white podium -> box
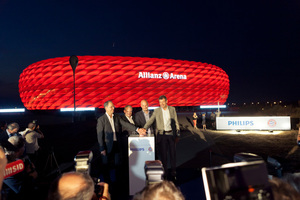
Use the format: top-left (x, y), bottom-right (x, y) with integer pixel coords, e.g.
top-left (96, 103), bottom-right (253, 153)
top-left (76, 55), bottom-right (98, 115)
top-left (128, 135), bottom-right (155, 195)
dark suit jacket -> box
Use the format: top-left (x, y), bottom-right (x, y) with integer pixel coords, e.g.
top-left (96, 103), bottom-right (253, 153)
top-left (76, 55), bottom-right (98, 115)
top-left (96, 113), bottom-right (137, 153)
top-left (120, 115), bottom-right (137, 136)
top-left (0, 130), bottom-right (9, 145)
top-left (0, 130), bottom-right (21, 151)
top-left (134, 110), bottom-right (155, 134)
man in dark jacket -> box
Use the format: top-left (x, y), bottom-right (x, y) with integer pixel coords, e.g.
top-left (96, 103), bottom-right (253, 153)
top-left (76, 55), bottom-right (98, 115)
top-left (134, 100), bottom-right (155, 136)
top-left (96, 100), bottom-right (145, 183)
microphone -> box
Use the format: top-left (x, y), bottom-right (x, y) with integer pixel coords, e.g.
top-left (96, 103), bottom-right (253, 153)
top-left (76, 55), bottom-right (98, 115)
top-left (4, 159), bottom-right (25, 179)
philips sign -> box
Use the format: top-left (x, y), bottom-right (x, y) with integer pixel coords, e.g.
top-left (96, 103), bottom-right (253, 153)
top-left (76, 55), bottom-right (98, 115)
top-left (130, 148), bottom-right (145, 151)
top-left (138, 72), bottom-right (187, 80)
top-left (228, 121), bottom-right (254, 126)
top-left (217, 116), bottom-right (291, 130)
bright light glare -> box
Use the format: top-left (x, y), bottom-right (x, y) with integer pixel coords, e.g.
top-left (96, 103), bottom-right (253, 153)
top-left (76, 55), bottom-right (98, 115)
top-left (200, 105), bottom-right (226, 109)
top-left (212, 130), bottom-right (283, 135)
top-left (148, 107), bottom-right (159, 110)
top-left (60, 107), bottom-right (95, 112)
top-left (0, 108), bottom-right (25, 113)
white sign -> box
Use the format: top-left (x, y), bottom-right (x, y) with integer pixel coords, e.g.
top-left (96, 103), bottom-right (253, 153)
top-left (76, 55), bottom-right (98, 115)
top-left (128, 135), bottom-right (155, 195)
top-left (138, 72), bottom-right (187, 80)
top-left (216, 116), bottom-right (291, 130)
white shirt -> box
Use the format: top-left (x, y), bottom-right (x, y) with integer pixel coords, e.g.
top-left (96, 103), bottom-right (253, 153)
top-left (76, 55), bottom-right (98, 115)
top-left (19, 128), bottom-right (30, 136)
top-left (106, 112), bottom-right (117, 141)
top-left (162, 107), bottom-right (172, 131)
top-left (143, 111), bottom-right (152, 134)
top-left (6, 129), bottom-right (14, 137)
top-left (126, 116), bottom-right (135, 125)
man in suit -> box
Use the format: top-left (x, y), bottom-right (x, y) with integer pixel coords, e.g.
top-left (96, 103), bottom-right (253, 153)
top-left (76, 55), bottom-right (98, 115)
top-left (96, 101), bottom-right (145, 183)
top-left (0, 122), bottom-right (20, 147)
top-left (134, 99), bottom-right (157, 159)
top-left (120, 105), bottom-right (137, 167)
top-left (121, 105), bottom-right (137, 136)
top-left (119, 105), bottom-right (137, 194)
top-left (144, 95), bottom-right (180, 181)
top-left (134, 99), bottom-right (155, 136)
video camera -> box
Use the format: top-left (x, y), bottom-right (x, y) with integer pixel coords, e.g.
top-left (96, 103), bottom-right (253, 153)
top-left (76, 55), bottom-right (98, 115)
top-left (0, 144), bottom-right (24, 178)
top-left (202, 160), bottom-right (274, 200)
top-left (32, 120), bottom-right (40, 129)
top-left (74, 150), bottom-right (93, 174)
top-left (74, 150), bottom-right (103, 197)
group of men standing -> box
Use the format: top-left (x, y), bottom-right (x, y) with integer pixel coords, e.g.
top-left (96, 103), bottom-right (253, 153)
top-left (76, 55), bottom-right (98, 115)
top-left (96, 95), bottom-right (180, 184)
top-left (0, 122), bottom-right (44, 164)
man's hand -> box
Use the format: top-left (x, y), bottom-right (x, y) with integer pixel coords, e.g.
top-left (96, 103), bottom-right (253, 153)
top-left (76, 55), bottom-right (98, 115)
top-left (98, 182), bottom-right (110, 200)
top-left (101, 150), bottom-right (106, 156)
top-left (137, 128), bottom-right (146, 136)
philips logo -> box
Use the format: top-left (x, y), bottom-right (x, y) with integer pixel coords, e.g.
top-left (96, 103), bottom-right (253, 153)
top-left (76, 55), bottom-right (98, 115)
top-left (228, 121), bottom-right (254, 126)
top-left (130, 148), bottom-right (145, 151)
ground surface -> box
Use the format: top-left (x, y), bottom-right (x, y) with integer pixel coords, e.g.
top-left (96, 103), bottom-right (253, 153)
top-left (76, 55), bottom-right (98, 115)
top-left (2, 112), bottom-right (299, 199)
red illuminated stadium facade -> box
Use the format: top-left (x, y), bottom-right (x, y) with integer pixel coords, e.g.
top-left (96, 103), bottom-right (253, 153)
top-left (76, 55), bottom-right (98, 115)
top-left (19, 56), bottom-right (230, 110)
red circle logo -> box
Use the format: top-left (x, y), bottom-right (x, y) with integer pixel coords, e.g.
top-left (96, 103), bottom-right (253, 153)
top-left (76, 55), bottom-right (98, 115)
top-left (163, 72), bottom-right (169, 80)
top-left (268, 119), bottom-right (277, 127)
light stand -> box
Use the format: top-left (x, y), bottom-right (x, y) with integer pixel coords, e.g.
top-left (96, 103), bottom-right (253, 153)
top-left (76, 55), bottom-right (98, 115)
top-left (43, 146), bottom-right (61, 177)
top-left (69, 55), bottom-right (78, 123)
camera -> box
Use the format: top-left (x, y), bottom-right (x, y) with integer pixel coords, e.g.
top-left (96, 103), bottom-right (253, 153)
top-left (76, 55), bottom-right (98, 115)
top-left (93, 178), bottom-right (104, 198)
top-left (74, 150), bottom-right (104, 197)
top-left (32, 120), bottom-right (40, 130)
top-left (202, 160), bottom-right (274, 200)
top-left (144, 160), bottom-right (164, 185)
top-left (74, 150), bottom-right (93, 174)
top-left (32, 120), bottom-right (38, 125)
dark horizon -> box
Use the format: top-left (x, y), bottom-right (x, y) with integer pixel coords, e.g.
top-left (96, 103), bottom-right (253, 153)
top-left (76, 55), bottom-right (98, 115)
top-left (1, 0), bottom-right (300, 108)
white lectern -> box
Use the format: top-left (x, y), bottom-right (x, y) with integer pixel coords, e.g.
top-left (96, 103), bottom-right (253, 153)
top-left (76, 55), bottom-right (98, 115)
top-left (128, 135), bottom-right (155, 195)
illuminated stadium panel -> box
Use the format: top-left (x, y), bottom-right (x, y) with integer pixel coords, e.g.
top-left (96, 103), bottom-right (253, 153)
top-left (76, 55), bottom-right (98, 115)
top-left (19, 56), bottom-right (230, 110)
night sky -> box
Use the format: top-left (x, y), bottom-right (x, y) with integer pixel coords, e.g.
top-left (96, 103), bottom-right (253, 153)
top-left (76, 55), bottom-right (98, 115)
top-left (1, 0), bottom-right (299, 108)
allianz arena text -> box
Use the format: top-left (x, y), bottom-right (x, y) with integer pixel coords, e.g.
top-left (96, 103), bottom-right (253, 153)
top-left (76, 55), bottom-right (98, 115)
top-left (19, 56), bottom-right (230, 110)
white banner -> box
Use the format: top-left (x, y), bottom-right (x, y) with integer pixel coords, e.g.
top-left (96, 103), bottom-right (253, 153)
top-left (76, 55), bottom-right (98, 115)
top-left (216, 116), bottom-right (291, 130)
top-left (128, 135), bottom-right (155, 195)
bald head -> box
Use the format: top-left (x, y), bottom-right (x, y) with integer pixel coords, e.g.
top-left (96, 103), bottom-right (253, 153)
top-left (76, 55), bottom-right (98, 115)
top-left (49, 172), bottom-right (94, 200)
top-left (28, 122), bottom-right (36, 130)
top-left (141, 99), bottom-right (149, 113)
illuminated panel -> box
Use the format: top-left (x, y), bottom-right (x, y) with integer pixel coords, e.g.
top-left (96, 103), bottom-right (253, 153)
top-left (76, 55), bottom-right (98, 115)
top-left (19, 56), bottom-right (230, 110)
top-left (0, 108), bottom-right (25, 113)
